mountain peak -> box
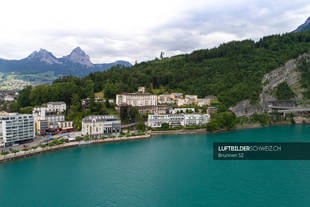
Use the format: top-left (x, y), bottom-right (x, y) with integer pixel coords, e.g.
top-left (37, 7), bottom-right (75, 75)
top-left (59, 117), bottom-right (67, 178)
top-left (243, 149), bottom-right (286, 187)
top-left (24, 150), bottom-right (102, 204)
top-left (26, 49), bottom-right (61, 64)
top-left (292, 16), bottom-right (310, 33)
top-left (63, 47), bottom-right (94, 68)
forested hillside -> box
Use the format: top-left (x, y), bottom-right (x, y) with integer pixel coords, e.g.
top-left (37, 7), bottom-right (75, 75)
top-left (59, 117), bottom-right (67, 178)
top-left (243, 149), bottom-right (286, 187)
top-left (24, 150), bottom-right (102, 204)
top-left (16, 31), bottom-right (310, 110)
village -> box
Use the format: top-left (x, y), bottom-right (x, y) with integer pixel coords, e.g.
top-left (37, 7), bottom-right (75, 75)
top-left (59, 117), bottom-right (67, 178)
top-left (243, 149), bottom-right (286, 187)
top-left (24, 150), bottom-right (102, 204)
top-left (0, 86), bottom-right (218, 151)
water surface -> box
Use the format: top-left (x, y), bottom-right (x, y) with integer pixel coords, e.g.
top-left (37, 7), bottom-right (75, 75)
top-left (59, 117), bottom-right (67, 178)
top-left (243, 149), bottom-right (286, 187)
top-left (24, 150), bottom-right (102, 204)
top-left (0, 125), bottom-right (309, 207)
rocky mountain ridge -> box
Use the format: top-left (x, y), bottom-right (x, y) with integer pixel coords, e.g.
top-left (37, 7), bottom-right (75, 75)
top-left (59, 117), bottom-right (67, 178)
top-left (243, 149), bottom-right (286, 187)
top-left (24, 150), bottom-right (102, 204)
top-left (0, 47), bottom-right (132, 76)
top-left (230, 54), bottom-right (308, 116)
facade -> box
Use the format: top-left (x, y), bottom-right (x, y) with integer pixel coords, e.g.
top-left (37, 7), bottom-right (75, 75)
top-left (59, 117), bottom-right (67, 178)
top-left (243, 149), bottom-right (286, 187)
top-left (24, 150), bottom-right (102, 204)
top-left (184, 114), bottom-right (210, 126)
top-left (185, 95), bottom-right (198, 105)
top-left (116, 93), bottom-right (157, 106)
top-left (197, 98), bottom-right (210, 107)
top-left (158, 94), bottom-right (173, 104)
top-left (170, 93), bottom-right (183, 100)
top-left (33, 107), bottom-right (47, 121)
top-left (0, 113), bottom-right (35, 147)
top-left (47, 102), bottom-right (66, 113)
top-left (176, 98), bottom-right (186, 106)
top-left (147, 113), bottom-right (210, 128)
top-left (35, 120), bottom-right (48, 135)
top-left (82, 115), bottom-right (121, 138)
top-left (169, 108), bottom-right (195, 114)
top-left (47, 115), bottom-right (65, 128)
top-left (57, 121), bottom-right (73, 129)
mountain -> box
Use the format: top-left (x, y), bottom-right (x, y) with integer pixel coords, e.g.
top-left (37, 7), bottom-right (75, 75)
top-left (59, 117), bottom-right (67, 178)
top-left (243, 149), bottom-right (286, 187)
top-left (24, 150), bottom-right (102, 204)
top-left (292, 17), bottom-right (310, 32)
top-left (62, 47), bottom-right (94, 68)
top-left (0, 47), bottom-right (132, 77)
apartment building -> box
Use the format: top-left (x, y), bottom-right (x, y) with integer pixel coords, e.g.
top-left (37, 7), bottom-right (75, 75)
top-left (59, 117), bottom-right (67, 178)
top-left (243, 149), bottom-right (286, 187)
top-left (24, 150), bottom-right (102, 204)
top-left (147, 113), bottom-right (210, 128)
top-left (82, 115), bottom-right (121, 138)
top-left (0, 113), bottom-right (35, 147)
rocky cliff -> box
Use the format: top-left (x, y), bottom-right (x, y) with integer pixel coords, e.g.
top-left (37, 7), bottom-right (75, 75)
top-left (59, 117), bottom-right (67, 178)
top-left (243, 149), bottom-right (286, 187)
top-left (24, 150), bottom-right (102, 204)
top-left (229, 54), bottom-right (309, 116)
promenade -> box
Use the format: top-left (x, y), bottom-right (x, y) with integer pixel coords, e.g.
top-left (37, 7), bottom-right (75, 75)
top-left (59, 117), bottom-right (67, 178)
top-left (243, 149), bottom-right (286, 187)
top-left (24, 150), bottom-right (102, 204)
top-left (0, 134), bottom-right (151, 163)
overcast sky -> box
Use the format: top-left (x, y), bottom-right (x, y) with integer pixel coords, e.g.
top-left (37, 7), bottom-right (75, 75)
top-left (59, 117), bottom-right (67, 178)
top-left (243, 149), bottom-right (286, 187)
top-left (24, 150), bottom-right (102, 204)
top-left (0, 0), bottom-right (310, 63)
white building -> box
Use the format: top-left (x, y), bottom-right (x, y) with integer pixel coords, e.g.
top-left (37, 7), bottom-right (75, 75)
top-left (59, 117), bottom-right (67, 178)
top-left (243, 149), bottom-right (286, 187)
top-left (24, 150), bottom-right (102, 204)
top-left (33, 106), bottom-right (65, 132)
top-left (4, 95), bottom-right (14, 102)
top-left (47, 102), bottom-right (66, 113)
top-left (0, 113), bottom-right (35, 147)
top-left (185, 95), bottom-right (198, 105)
top-left (47, 115), bottom-right (65, 128)
top-left (158, 94), bottom-right (173, 104)
top-left (147, 113), bottom-right (210, 128)
top-left (169, 108), bottom-right (195, 114)
top-left (82, 115), bottom-right (121, 138)
top-left (197, 98), bottom-right (210, 107)
top-left (176, 98), bottom-right (187, 106)
top-left (116, 93), bottom-right (157, 106)
top-left (184, 114), bottom-right (210, 126)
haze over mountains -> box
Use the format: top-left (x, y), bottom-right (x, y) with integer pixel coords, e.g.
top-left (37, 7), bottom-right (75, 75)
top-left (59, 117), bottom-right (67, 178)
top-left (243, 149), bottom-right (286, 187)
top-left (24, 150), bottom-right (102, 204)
top-left (0, 47), bottom-right (132, 76)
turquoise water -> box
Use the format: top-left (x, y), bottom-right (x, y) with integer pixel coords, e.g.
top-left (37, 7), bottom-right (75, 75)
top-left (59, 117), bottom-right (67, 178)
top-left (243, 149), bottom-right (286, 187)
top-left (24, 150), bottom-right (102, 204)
top-left (1, 125), bottom-right (310, 207)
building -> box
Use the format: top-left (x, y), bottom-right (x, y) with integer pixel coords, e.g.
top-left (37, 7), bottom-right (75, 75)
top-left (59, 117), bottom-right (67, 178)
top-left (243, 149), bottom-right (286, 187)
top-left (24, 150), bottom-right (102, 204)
top-left (158, 94), bottom-right (173, 104)
top-left (47, 115), bottom-right (65, 128)
top-left (185, 95), bottom-right (198, 105)
top-left (138, 86), bottom-right (146, 93)
top-left (81, 115), bottom-right (121, 138)
top-left (147, 113), bottom-right (210, 128)
top-left (176, 98), bottom-right (186, 106)
top-left (207, 107), bottom-right (217, 114)
top-left (4, 95), bottom-right (14, 102)
top-left (33, 107), bottom-right (47, 121)
top-left (0, 113), bottom-right (35, 147)
top-left (116, 93), bottom-right (157, 106)
top-left (47, 102), bottom-right (66, 113)
top-left (184, 114), bottom-right (210, 126)
top-left (169, 108), bottom-right (195, 114)
top-left (57, 121), bottom-right (73, 129)
top-left (170, 93), bottom-right (183, 100)
top-left (197, 98), bottom-right (210, 107)
top-left (35, 120), bottom-right (48, 135)
top-left (33, 105), bottom-right (65, 133)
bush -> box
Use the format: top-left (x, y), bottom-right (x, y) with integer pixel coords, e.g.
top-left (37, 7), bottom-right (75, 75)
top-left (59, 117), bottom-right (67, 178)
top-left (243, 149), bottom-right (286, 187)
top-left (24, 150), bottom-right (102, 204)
top-left (22, 148), bottom-right (29, 151)
top-left (206, 121), bottom-right (219, 132)
top-left (1, 151), bottom-right (9, 156)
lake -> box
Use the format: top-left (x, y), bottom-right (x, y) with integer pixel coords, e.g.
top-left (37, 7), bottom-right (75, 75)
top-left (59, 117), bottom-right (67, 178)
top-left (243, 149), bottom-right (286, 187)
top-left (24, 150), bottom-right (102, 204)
top-left (0, 125), bottom-right (310, 207)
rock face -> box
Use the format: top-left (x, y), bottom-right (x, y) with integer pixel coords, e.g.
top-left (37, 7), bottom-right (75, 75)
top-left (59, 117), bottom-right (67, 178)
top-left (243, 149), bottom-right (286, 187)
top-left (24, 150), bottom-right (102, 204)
top-left (293, 17), bottom-right (310, 33)
top-left (26, 49), bottom-right (61, 64)
top-left (230, 54), bottom-right (308, 116)
top-left (62, 47), bottom-right (94, 68)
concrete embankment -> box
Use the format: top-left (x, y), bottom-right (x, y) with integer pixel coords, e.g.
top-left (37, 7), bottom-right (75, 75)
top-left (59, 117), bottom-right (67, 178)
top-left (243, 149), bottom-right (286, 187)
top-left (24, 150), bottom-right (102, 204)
top-left (151, 129), bottom-right (207, 135)
top-left (0, 134), bottom-right (151, 163)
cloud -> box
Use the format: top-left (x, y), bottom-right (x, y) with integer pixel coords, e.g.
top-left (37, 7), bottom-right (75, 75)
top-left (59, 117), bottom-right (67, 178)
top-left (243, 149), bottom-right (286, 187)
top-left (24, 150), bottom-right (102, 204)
top-left (0, 0), bottom-right (310, 63)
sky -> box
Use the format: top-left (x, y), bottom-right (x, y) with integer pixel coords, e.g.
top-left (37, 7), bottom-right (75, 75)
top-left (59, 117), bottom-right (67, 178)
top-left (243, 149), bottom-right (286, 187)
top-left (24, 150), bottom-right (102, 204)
top-left (0, 0), bottom-right (310, 64)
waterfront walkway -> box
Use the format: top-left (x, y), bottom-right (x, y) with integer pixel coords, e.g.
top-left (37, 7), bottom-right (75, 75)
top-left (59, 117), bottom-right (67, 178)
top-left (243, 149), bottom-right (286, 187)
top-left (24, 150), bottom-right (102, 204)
top-left (0, 134), bottom-right (151, 163)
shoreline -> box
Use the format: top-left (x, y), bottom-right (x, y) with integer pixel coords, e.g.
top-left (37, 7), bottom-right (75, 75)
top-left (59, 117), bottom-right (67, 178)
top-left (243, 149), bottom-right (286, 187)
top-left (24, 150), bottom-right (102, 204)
top-left (0, 121), bottom-right (301, 164)
top-left (0, 134), bottom-right (151, 163)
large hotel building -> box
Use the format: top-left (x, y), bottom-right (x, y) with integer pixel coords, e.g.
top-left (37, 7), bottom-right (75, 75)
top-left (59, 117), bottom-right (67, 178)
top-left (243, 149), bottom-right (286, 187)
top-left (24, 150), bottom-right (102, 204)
top-left (116, 93), bottom-right (158, 106)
